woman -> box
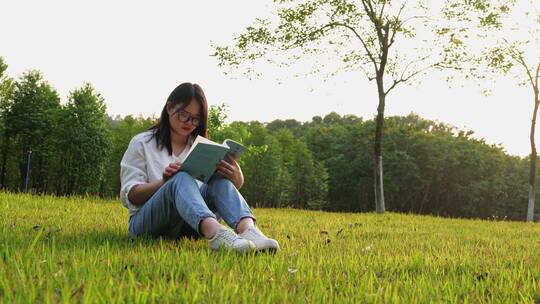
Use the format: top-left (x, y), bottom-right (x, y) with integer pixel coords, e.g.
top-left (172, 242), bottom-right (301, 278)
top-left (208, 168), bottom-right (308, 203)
top-left (120, 82), bottom-right (279, 253)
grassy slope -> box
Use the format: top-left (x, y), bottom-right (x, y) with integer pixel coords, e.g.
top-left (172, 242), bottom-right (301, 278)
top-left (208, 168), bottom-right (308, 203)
top-left (0, 192), bottom-right (539, 303)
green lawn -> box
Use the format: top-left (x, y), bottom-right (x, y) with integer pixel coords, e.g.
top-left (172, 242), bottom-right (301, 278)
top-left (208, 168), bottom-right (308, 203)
top-left (1, 192), bottom-right (539, 303)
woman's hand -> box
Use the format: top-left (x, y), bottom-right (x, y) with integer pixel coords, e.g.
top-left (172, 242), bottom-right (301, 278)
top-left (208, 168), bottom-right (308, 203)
top-left (217, 155), bottom-right (244, 189)
top-left (163, 162), bottom-right (181, 182)
top-left (130, 162), bottom-right (181, 206)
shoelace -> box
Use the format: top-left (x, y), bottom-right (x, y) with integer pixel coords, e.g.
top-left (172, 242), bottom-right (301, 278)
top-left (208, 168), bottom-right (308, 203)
top-left (243, 228), bottom-right (263, 239)
top-left (218, 229), bottom-right (238, 243)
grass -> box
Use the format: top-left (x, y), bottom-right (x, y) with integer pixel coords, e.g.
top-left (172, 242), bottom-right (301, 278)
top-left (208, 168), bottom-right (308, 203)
top-left (1, 192), bottom-right (539, 303)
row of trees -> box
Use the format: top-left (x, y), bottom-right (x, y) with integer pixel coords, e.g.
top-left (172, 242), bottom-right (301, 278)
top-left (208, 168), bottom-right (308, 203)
top-left (0, 66), bottom-right (110, 195)
top-left (253, 113), bottom-right (533, 220)
top-left (0, 57), bottom-right (536, 220)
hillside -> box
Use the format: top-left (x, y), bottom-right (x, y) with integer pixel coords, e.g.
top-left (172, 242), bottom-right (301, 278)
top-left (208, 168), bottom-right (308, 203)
top-left (1, 192), bottom-right (539, 303)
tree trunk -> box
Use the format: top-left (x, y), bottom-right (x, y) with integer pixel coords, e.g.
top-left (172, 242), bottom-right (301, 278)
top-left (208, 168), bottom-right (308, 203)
top-left (527, 93), bottom-right (539, 222)
top-left (19, 145), bottom-right (28, 191)
top-left (0, 135), bottom-right (8, 188)
top-left (374, 76), bottom-right (386, 213)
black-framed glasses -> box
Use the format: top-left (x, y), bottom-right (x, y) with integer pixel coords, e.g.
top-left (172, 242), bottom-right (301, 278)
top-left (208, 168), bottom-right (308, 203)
top-left (175, 110), bottom-right (200, 127)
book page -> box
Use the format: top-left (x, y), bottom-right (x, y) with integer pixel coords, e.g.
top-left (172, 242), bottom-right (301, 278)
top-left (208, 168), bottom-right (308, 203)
top-left (181, 138), bottom-right (230, 183)
top-left (185, 135), bottom-right (228, 158)
top-left (223, 139), bottom-right (245, 157)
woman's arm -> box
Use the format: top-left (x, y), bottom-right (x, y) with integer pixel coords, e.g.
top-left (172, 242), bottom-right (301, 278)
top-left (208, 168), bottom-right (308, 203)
top-left (127, 180), bottom-right (164, 206)
top-left (127, 162), bottom-right (181, 206)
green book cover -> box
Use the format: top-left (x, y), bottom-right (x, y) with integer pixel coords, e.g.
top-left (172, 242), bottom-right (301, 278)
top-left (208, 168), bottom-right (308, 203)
top-left (180, 136), bottom-right (245, 183)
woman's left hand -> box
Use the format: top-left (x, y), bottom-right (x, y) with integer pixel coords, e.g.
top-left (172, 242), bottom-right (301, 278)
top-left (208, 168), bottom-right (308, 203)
top-left (217, 154), bottom-right (244, 190)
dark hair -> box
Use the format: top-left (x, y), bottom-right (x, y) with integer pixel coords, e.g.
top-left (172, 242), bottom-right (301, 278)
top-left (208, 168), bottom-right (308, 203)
top-left (150, 82), bottom-right (208, 155)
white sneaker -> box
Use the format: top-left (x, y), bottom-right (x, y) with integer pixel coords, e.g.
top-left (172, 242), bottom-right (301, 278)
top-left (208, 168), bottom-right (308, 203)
top-left (209, 226), bottom-right (256, 253)
top-left (239, 227), bottom-right (280, 252)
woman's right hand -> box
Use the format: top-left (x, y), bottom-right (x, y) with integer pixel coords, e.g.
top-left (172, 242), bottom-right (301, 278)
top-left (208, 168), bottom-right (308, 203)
top-left (163, 162), bottom-right (181, 182)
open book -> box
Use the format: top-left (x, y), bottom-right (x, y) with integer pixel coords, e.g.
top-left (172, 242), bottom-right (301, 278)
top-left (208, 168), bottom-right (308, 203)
top-left (180, 135), bottom-right (246, 183)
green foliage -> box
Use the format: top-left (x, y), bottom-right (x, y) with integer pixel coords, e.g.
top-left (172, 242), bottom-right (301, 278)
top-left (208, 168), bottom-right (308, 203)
top-left (378, 115), bottom-right (520, 218)
top-left (3, 70), bottom-right (61, 192)
top-left (54, 84), bottom-right (112, 195)
top-left (273, 112), bottom-right (536, 220)
top-left (0, 57), bottom-right (14, 189)
top-left (0, 57), bottom-right (7, 79)
top-left (1, 193), bottom-right (539, 302)
top-left (207, 103), bottom-right (228, 140)
top-left (266, 119), bottom-right (303, 136)
top-left (232, 123), bottom-right (328, 210)
top-left (441, 0), bottom-right (536, 85)
top-left (289, 139), bottom-right (329, 209)
top-left (242, 135), bottom-right (287, 207)
top-left (302, 113), bottom-right (370, 211)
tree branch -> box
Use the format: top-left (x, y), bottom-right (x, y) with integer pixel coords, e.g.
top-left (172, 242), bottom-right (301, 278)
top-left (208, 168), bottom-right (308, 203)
top-left (325, 22), bottom-right (380, 74)
top-left (358, 64), bottom-right (377, 82)
top-left (536, 58), bottom-right (540, 90)
top-left (401, 55), bottom-right (431, 78)
top-left (502, 39), bottom-right (536, 89)
top-left (385, 61), bottom-right (438, 95)
top-left (361, 0), bottom-right (385, 51)
top-left (388, 1), bottom-right (408, 48)
top-left (378, 0), bottom-right (386, 22)
top-left (513, 49), bottom-right (535, 88)
top-left (401, 14), bottom-right (435, 25)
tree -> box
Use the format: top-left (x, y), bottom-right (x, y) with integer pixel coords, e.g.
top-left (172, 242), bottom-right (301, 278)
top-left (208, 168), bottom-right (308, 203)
top-left (241, 122), bottom-right (288, 207)
top-left (486, 2), bottom-right (538, 222)
top-left (0, 57), bottom-right (14, 189)
top-left (445, 0), bottom-right (538, 221)
top-left (56, 84), bottom-right (112, 195)
top-left (212, 0), bottom-right (463, 213)
top-left (300, 113), bottom-right (372, 211)
top-left (208, 103), bottom-right (229, 140)
top-left (289, 137), bottom-right (329, 209)
top-left (5, 70), bottom-right (61, 192)
top-left (267, 119), bottom-right (303, 136)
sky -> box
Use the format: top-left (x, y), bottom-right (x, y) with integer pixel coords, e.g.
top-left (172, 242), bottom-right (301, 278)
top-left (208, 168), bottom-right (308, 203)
top-left (1, 0), bottom-right (537, 157)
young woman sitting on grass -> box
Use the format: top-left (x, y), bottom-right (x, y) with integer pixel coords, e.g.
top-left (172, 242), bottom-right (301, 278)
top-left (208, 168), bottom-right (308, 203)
top-left (120, 82), bottom-right (279, 253)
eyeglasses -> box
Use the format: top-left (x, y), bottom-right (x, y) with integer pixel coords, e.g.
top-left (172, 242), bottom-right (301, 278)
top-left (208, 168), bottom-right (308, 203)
top-left (175, 110), bottom-right (200, 127)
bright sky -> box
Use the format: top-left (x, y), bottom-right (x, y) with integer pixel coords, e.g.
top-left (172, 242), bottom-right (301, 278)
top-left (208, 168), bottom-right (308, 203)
top-left (1, 0), bottom-right (536, 157)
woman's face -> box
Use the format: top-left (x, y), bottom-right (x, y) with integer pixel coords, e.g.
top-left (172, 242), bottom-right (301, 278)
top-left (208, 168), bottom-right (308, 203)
top-left (167, 99), bottom-right (201, 139)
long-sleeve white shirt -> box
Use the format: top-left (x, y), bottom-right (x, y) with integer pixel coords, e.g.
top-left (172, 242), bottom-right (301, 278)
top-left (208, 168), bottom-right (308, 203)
top-left (120, 130), bottom-right (196, 216)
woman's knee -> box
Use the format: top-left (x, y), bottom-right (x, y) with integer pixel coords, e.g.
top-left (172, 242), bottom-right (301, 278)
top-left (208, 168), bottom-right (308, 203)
top-left (171, 171), bottom-right (193, 182)
top-left (208, 176), bottom-right (237, 198)
top-left (210, 175), bottom-right (234, 188)
top-left (169, 172), bottom-right (198, 187)
top-left (165, 172), bottom-right (199, 195)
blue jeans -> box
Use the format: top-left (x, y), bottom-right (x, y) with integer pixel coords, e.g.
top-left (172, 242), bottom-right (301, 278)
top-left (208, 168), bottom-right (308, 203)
top-left (128, 172), bottom-right (255, 240)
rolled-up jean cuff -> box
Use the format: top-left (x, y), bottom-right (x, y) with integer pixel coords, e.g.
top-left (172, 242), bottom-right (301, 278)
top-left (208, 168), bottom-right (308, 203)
top-left (233, 214), bottom-right (257, 231)
top-left (194, 213), bottom-right (218, 235)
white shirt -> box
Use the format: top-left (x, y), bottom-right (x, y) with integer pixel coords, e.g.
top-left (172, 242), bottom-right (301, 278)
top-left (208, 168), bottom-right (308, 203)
top-left (120, 130), bottom-right (197, 216)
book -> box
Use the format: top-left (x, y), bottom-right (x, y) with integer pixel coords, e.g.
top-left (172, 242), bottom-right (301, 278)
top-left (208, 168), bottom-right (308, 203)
top-left (180, 135), bottom-right (246, 183)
